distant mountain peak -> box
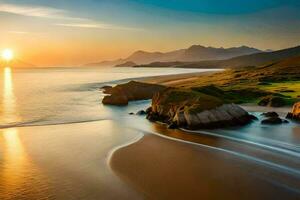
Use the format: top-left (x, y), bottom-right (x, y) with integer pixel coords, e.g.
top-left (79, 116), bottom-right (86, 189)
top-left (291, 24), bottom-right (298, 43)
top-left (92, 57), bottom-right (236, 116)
top-left (84, 44), bottom-right (263, 67)
top-left (187, 45), bottom-right (206, 50)
top-left (133, 50), bottom-right (147, 54)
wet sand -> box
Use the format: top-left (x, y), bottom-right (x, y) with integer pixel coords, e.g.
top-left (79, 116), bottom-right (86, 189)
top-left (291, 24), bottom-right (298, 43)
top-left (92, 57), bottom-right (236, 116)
top-left (109, 69), bottom-right (300, 199)
top-left (110, 132), bottom-right (300, 200)
top-left (0, 120), bottom-right (143, 200)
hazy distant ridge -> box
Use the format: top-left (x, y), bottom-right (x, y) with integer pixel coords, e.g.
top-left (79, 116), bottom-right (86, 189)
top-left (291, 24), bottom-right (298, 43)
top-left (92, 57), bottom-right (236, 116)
top-left (84, 45), bottom-right (262, 67)
top-left (177, 45), bottom-right (300, 68)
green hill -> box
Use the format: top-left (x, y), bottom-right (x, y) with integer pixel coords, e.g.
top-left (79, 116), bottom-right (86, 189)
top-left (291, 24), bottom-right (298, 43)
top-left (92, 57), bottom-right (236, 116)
top-left (177, 56), bottom-right (300, 106)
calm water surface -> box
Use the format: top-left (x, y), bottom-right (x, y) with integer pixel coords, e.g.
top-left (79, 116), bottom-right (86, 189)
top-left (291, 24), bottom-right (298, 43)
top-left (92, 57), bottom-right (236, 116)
top-left (0, 66), bottom-right (218, 199)
top-left (0, 66), bottom-right (299, 199)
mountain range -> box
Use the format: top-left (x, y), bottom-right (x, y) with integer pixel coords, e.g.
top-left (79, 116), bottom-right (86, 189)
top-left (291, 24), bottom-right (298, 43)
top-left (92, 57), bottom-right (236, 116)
top-left (84, 45), bottom-right (263, 67)
top-left (163, 45), bottom-right (300, 69)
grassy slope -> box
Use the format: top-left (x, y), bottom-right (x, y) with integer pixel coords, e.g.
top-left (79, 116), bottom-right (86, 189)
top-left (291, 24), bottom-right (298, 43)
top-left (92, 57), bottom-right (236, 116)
top-left (176, 56), bottom-right (300, 106)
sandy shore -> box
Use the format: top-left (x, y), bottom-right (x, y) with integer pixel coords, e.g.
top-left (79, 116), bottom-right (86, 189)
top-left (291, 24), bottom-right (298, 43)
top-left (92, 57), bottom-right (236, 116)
top-left (110, 133), bottom-right (300, 200)
top-left (109, 69), bottom-right (300, 199)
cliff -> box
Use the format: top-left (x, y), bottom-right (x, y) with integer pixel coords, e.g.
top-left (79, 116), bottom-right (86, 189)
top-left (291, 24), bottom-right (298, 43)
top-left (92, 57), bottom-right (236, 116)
top-left (286, 102), bottom-right (300, 121)
top-left (102, 81), bottom-right (166, 106)
top-left (146, 88), bottom-right (256, 129)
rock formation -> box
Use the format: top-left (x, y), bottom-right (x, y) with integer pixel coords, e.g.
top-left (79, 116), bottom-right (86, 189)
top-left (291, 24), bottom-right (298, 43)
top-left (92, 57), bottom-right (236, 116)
top-left (136, 110), bottom-right (147, 115)
top-left (261, 112), bottom-right (288, 125)
top-left (102, 81), bottom-right (166, 106)
top-left (261, 112), bottom-right (279, 118)
top-left (286, 102), bottom-right (300, 121)
top-left (146, 88), bottom-right (257, 129)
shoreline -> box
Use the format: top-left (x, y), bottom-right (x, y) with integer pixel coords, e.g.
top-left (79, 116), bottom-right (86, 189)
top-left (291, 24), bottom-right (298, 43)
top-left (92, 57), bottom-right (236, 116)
top-left (108, 70), bottom-right (300, 199)
top-left (110, 132), bottom-right (300, 199)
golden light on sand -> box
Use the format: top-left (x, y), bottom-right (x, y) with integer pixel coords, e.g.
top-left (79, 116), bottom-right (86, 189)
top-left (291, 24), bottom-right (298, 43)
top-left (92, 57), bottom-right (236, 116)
top-left (1, 49), bottom-right (14, 61)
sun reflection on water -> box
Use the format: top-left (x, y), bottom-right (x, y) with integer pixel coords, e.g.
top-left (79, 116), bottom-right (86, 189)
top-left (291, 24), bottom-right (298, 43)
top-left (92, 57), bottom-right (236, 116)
top-left (1, 67), bottom-right (20, 124)
top-left (0, 67), bottom-right (28, 198)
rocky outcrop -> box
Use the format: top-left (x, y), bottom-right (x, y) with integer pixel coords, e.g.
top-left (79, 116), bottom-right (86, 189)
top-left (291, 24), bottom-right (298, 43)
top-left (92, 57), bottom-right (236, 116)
top-left (101, 86), bottom-right (113, 94)
top-left (102, 88), bottom-right (128, 105)
top-left (136, 110), bottom-right (147, 115)
top-left (261, 117), bottom-right (288, 125)
top-left (261, 112), bottom-right (279, 118)
top-left (102, 81), bottom-right (166, 106)
top-left (146, 88), bottom-right (257, 129)
top-left (286, 102), bottom-right (300, 121)
top-left (261, 112), bottom-right (288, 125)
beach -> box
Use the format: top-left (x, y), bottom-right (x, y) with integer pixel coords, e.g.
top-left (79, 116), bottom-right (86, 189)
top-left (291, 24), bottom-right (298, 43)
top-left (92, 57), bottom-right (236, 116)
top-left (109, 70), bottom-right (300, 199)
top-left (110, 133), bottom-right (300, 199)
top-left (2, 1), bottom-right (300, 199)
top-left (0, 67), bottom-right (299, 199)
top-left (0, 67), bottom-right (215, 199)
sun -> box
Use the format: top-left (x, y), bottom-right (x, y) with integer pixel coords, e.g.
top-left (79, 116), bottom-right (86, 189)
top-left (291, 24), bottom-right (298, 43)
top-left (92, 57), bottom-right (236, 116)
top-left (1, 49), bottom-right (14, 62)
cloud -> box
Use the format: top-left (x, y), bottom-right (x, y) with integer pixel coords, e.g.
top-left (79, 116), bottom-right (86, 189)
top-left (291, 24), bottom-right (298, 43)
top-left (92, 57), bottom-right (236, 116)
top-left (0, 3), bottom-right (84, 20)
top-left (56, 23), bottom-right (110, 29)
top-left (55, 23), bottom-right (143, 31)
top-left (8, 31), bottom-right (30, 34)
top-left (0, 3), bottom-right (142, 31)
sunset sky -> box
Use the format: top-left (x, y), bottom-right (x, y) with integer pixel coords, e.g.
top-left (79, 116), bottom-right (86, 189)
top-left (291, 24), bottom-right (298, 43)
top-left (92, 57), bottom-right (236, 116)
top-left (0, 0), bottom-right (300, 66)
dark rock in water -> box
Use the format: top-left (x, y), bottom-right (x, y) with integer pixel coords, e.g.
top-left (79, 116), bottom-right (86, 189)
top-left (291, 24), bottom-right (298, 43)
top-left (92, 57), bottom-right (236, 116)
top-left (249, 115), bottom-right (259, 120)
top-left (129, 112), bottom-right (134, 115)
top-left (286, 112), bottom-right (293, 119)
top-left (261, 117), bottom-right (287, 125)
top-left (102, 93), bottom-right (128, 106)
top-left (102, 81), bottom-right (166, 106)
top-left (261, 111), bottom-right (289, 125)
top-left (101, 85), bottom-right (113, 94)
top-left (146, 88), bottom-right (256, 130)
top-left (286, 102), bottom-right (300, 121)
top-left (101, 85), bottom-right (112, 89)
top-left (167, 122), bottom-right (178, 129)
top-left (136, 110), bottom-right (147, 115)
top-left (261, 112), bottom-right (279, 118)
top-left (258, 95), bottom-right (286, 107)
top-left (146, 107), bottom-right (152, 114)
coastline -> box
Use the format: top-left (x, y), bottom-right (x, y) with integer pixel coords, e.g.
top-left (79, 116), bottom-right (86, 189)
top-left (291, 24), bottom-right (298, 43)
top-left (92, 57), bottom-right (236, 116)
top-left (2, 67), bottom-right (298, 199)
top-left (1, 67), bottom-right (213, 199)
top-left (110, 132), bottom-right (300, 199)
top-left (108, 70), bottom-right (300, 199)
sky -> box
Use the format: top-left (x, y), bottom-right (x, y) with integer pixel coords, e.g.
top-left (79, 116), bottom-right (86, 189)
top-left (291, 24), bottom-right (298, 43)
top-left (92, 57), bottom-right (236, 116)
top-left (0, 0), bottom-right (300, 66)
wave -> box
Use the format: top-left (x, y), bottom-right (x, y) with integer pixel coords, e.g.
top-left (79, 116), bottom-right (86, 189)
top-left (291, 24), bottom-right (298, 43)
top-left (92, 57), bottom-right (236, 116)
top-left (0, 118), bottom-right (111, 129)
top-left (182, 129), bottom-right (300, 158)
